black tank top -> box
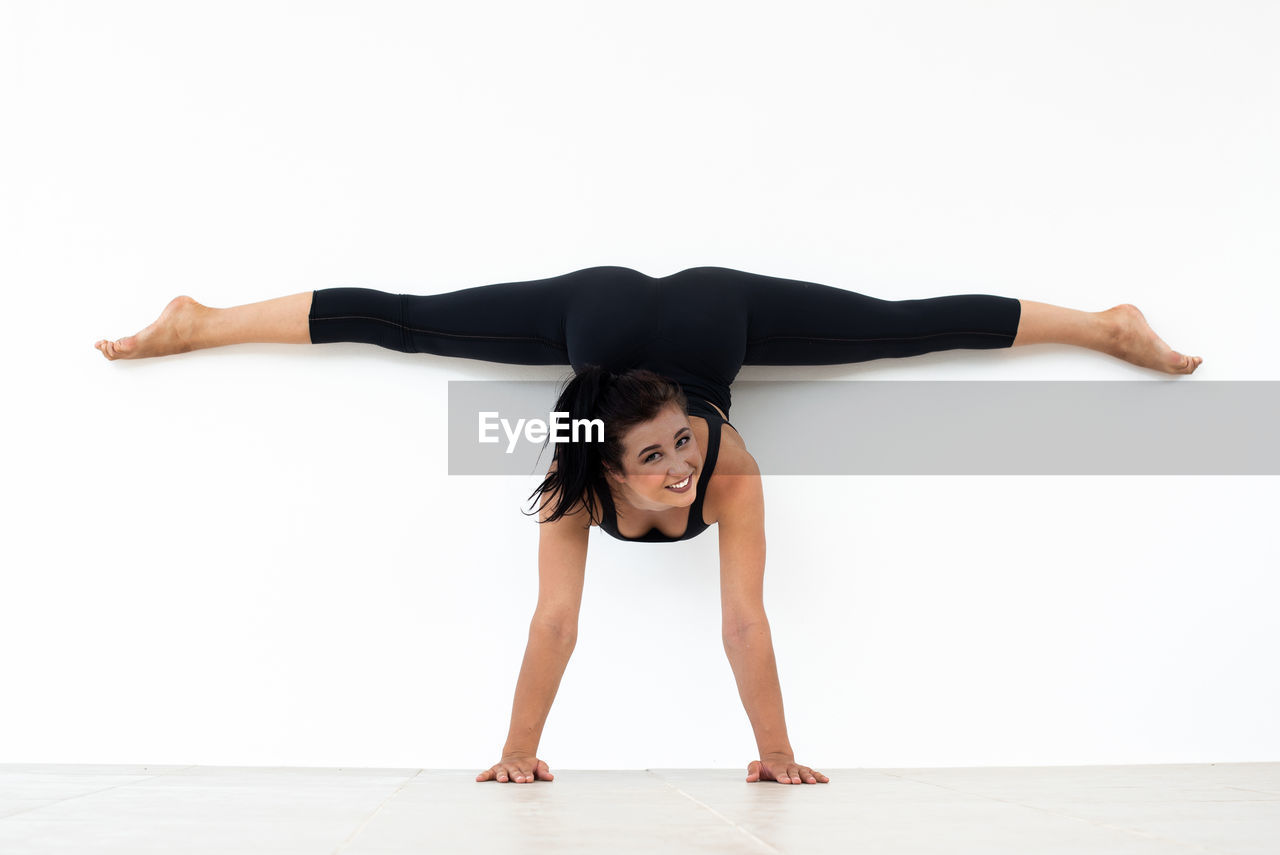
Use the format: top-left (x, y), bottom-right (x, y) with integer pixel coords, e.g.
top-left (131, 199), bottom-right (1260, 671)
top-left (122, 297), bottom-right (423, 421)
top-left (597, 399), bottom-right (734, 543)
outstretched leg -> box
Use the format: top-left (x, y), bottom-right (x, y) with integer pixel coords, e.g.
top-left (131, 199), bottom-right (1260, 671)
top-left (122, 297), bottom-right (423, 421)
top-left (95, 292), bottom-right (312, 360)
top-left (673, 267), bottom-right (1201, 376)
top-left (94, 267), bottom-right (597, 365)
top-left (1014, 300), bottom-right (1202, 374)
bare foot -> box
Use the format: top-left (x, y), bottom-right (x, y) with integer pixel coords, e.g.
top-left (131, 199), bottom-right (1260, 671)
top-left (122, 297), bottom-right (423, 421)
top-left (1103, 304), bottom-right (1203, 375)
top-left (95, 296), bottom-right (208, 360)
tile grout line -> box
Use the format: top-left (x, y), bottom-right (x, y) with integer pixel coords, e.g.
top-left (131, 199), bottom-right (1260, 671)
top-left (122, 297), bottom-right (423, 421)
top-left (646, 771), bottom-right (782, 854)
top-left (876, 771), bottom-right (1237, 855)
top-left (0, 764), bottom-right (200, 821)
top-left (1222, 785), bottom-right (1280, 798)
top-left (330, 768), bottom-right (424, 855)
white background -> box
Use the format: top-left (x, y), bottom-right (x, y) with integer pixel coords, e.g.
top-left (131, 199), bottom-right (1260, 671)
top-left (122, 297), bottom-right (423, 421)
top-left (2, 0), bottom-right (1276, 771)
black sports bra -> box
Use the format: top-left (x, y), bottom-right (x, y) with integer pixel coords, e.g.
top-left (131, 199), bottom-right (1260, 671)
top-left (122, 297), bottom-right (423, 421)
top-left (597, 399), bottom-right (735, 543)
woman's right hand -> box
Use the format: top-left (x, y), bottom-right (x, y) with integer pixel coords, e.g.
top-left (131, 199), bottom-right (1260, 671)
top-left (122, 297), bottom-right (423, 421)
top-left (475, 753), bottom-right (554, 783)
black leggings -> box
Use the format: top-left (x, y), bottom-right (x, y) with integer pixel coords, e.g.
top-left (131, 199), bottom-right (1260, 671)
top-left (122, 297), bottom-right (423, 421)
top-left (308, 265), bottom-right (1021, 418)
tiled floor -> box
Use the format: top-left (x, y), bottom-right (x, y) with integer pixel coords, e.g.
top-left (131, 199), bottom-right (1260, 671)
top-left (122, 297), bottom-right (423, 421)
top-left (0, 763), bottom-right (1276, 854)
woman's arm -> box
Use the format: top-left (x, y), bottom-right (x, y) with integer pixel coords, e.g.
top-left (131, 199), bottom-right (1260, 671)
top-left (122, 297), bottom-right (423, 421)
top-left (717, 452), bottom-right (788, 752)
top-left (716, 449), bottom-right (829, 784)
top-left (503, 497), bottom-right (589, 751)
top-left (478, 480), bottom-right (588, 783)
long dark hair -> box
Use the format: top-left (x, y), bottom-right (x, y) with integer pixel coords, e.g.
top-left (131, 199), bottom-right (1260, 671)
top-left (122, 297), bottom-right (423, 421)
top-left (524, 365), bottom-right (688, 526)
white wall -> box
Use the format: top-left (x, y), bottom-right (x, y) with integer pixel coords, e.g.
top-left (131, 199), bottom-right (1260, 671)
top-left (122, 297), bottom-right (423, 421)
top-left (3, 0), bottom-right (1275, 771)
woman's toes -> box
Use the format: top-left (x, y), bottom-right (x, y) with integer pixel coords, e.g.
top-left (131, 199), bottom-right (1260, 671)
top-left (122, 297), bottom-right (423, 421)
top-left (102, 338), bottom-right (130, 360)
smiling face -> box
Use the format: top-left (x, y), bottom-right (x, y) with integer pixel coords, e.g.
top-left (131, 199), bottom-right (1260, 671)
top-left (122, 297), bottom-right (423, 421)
top-left (603, 403), bottom-right (703, 511)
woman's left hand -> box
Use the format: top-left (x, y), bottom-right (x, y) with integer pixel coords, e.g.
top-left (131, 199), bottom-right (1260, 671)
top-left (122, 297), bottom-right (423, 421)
top-left (746, 752), bottom-right (830, 784)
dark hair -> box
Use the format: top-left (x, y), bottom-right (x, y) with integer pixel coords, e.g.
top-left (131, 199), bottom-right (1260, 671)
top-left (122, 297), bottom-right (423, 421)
top-left (524, 365), bottom-right (688, 526)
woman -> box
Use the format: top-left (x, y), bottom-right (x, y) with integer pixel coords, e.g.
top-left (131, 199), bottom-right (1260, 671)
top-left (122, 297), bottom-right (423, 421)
top-left (93, 265), bottom-right (1202, 786)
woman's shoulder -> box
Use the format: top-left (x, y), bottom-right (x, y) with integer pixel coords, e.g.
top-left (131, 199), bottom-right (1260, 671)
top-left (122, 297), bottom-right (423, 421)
top-left (536, 461), bottom-right (599, 533)
top-left (689, 409), bottom-right (756, 485)
top-left (701, 433), bottom-right (761, 529)
top-left (708, 436), bottom-right (758, 477)
top-left (688, 404), bottom-right (746, 455)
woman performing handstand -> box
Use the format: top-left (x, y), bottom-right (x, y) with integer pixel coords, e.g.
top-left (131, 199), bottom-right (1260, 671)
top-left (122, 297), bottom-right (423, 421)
top-left (93, 265), bottom-right (1202, 786)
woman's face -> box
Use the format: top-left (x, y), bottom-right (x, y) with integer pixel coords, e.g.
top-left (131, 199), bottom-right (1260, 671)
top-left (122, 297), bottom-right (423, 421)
top-left (606, 404), bottom-right (702, 510)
